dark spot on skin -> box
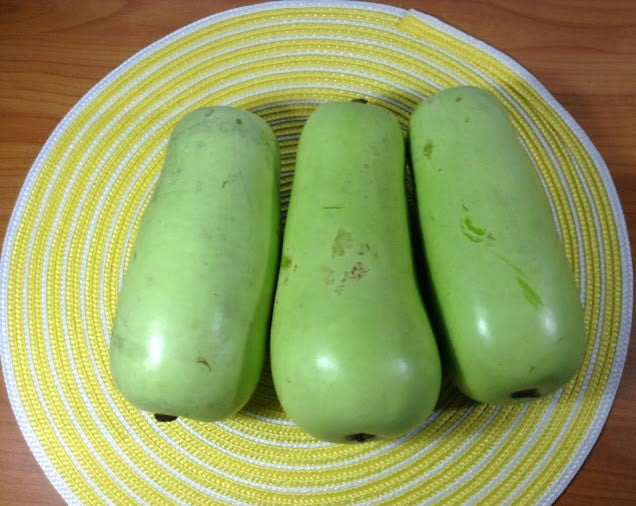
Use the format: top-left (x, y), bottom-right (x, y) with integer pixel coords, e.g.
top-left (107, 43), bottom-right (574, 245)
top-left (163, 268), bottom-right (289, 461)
top-left (222, 179), bottom-right (230, 188)
top-left (149, 192), bottom-right (158, 204)
top-left (528, 366), bottom-right (536, 373)
top-left (333, 261), bottom-right (370, 293)
top-left (464, 217), bottom-right (486, 237)
top-left (461, 217), bottom-right (489, 243)
top-left (349, 261), bottom-right (369, 280)
top-left (197, 357), bottom-right (211, 372)
top-left (236, 118), bottom-right (243, 125)
top-left (321, 205), bottom-right (344, 210)
top-left (363, 163), bottom-right (370, 169)
top-left (465, 117), bottom-right (470, 123)
top-left (462, 204), bottom-right (470, 212)
top-left (345, 433), bottom-right (375, 442)
top-left (462, 232), bottom-right (481, 243)
top-left (510, 389), bottom-right (540, 399)
top-left (351, 98), bottom-right (368, 104)
top-left (455, 96), bottom-right (463, 102)
top-left (281, 255), bottom-right (292, 269)
top-left (437, 167), bottom-right (443, 173)
top-left (358, 243), bottom-right (370, 256)
top-left (461, 211), bottom-right (495, 244)
top-left (203, 108), bottom-right (214, 117)
top-left (423, 140), bottom-right (433, 159)
top-left (132, 251), bottom-right (137, 261)
top-left (154, 414), bottom-right (178, 422)
top-left (176, 167), bottom-right (182, 174)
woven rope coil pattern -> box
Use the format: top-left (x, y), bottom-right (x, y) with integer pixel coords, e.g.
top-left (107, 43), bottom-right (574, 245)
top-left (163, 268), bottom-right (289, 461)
top-left (0, 1), bottom-right (632, 504)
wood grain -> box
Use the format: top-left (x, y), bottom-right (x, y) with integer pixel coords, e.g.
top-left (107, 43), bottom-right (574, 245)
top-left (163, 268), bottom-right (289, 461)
top-left (0, 1), bottom-right (634, 504)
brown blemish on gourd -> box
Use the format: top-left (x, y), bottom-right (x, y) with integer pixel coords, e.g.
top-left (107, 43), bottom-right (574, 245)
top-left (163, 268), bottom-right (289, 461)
top-left (197, 357), bottom-right (211, 372)
top-left (423, 140), bottom-right (434, 159)
top-left (279, 254), bottom-right (293, 285)
top-left (333, 262), bottom-right (370, 294)
top-left (349, 261), bottom-right (369, 280)
top-left (358, 243), bottom-right (370, 256)
top-left (281, 255), bottom-right (292, 269)
top-left (331, 228), bottom-right (353, 258)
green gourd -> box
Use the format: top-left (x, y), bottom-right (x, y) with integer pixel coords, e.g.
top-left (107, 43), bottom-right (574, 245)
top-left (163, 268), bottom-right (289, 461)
top-left (110, 106), bottom-right (281, 421)
top-left (409, 86), bottom-right (586, 404)
top-left (271, 101), bottom-right (442, 443)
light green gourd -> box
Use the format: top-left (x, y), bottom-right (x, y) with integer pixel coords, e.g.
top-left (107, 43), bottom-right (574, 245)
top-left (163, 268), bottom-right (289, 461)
top-left (409, 86), bottom-right (586, 404)
top-left (110, 106), bottom-right (281, 421)
top-left (271, 101), bottom-right (442, 443)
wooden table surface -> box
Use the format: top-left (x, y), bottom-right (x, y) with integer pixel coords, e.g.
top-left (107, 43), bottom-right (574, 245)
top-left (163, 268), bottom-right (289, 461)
top-left (0, 1), bottom-right (634, 504)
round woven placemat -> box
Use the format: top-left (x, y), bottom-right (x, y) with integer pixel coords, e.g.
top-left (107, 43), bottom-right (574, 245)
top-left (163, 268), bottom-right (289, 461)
top-left (1, 1), bottom-right (632, 504)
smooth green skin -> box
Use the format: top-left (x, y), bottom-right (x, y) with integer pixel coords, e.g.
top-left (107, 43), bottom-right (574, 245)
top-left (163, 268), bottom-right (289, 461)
top-left (109, 106), bottom-right (281, 421)
top-left (270, 101), bottom-right (442, 443)
top-left (409, 86), bottom-right (586, 404)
